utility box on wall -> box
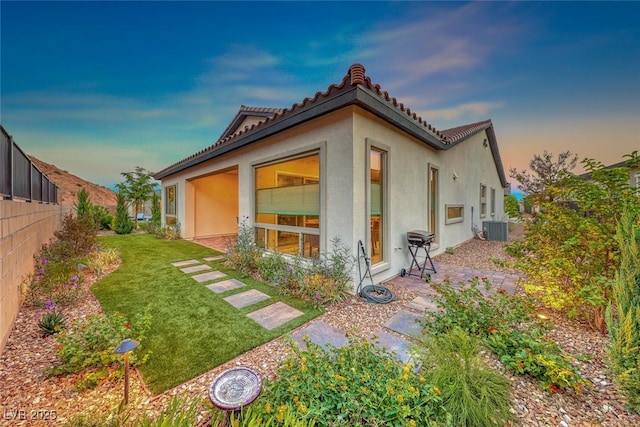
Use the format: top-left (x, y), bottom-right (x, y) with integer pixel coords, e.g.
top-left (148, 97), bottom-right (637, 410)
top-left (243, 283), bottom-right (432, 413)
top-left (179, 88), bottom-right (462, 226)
top-left (482, 221), bottom-right (508, 241)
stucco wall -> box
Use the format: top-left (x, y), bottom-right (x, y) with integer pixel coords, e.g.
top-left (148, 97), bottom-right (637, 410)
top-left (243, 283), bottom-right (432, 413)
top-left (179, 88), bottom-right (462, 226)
top-left (161, 105), bottom-right (506, 289)
top-left (0, 200), bottom-right (68, 353)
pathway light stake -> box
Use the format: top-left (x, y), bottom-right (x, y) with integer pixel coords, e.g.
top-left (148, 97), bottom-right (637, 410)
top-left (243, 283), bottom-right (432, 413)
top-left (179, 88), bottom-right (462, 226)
top-left (114, 338), bottom-right (140, 404)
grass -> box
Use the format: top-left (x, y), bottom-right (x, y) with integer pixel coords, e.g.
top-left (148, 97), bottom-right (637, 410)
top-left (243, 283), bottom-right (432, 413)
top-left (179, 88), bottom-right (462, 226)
top-left (92, 234), bottom-right (323, 394)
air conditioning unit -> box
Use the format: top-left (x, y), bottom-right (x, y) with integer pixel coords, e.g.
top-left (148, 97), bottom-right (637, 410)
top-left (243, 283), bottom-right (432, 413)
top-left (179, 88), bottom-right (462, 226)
top-left (482, 221), bottom-right (508, 241)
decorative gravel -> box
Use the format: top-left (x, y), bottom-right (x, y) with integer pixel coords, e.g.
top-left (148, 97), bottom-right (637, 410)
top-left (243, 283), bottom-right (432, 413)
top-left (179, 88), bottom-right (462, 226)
top-left (1, 224), bottom-right (639, 426)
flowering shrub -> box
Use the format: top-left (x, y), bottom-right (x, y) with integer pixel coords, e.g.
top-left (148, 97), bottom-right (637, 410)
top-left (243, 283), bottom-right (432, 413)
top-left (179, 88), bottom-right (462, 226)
top-left (253, 336), bottom-right (448, 426)
top-left (485, 328), bottom-right (591, 393)
top-left (422, 277), bottom-right (590, 393)
top-left (84, 247), bottom-right (120, 276)
top-left (48, 305), bottom-right (152, 389)
top-left (25, 253), bottom-right (84, 308)
top-left (422, 276), bottom-right (534, 338)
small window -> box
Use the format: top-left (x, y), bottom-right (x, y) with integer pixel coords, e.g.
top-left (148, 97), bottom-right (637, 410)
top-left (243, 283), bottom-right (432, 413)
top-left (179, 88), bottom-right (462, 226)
top-left (480, 184), bottom-right (487, 217)
top-left (490, 187), bottom-right (496, 216)
top-left (165, 185), bottom-right (177, 225)
top-left (445, 204), bottom-right (464, 224)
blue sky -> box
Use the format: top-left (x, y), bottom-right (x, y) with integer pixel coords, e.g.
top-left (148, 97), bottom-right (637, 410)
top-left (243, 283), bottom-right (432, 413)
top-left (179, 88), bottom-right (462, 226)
top-left (2, 1), bottom-right (639, 191)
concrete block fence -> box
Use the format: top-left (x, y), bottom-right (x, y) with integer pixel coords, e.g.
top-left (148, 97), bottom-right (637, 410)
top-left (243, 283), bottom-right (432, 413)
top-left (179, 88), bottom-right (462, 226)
top-left (0, 200), bottom-right (71, 353)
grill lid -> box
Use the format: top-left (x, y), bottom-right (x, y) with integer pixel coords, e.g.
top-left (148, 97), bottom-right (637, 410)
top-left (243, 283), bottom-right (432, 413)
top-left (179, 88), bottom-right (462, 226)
top-left (407, 230), bottom-right (435, 243)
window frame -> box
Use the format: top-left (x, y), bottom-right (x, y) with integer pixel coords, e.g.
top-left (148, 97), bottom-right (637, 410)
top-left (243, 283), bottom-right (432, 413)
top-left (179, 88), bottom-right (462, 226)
top-left (479, 183), bottom-right (487, 218)
top-left (490, 187), bottom-right (496, 217)
top-left (366, 139), bottom-right (390, 268)
top-left (165, 185), bottom-right (177, 225)
top-left (445, 204), bottom-right (464, 224)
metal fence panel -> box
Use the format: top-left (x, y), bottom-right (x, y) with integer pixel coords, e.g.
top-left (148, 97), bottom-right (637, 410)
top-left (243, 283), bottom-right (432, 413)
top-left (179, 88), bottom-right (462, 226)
top-left (12, 144), bottom-right (31, 200)
top-left (0, 127), bottom-right (10, 196)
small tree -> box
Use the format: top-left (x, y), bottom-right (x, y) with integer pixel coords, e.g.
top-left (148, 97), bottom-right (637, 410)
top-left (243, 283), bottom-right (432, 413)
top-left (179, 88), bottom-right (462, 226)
top-left (116, 166), bottom-right (157, 224)
top-left (509, 150), bottom-right (578, 204)
top-left (112, 191), bottom-right (133, 234)
top-left (150, 191), bottom-right (161, 225)
top-left (606, 206), bottom-right (640, 412)
top-left (74, 188), bottom-right (92, 217)
top-left (504, 194), bottom-right (521, 219)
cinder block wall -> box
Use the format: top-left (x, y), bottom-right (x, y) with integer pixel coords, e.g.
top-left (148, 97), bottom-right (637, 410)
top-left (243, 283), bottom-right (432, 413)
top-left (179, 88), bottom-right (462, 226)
top-left (0, 200), bottom-right (70, 353)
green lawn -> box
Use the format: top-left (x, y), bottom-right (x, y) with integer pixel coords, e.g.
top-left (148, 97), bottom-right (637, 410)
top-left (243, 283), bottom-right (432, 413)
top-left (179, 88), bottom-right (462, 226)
top-left (92, 234), bottom-right (323, 394)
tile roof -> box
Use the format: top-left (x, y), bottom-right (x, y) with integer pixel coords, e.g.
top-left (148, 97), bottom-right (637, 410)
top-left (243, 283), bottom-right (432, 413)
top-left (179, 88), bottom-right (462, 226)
top-left (440, 119), bottom-right (493, 144)
top-left (154, 63), bottom-right (505, 187)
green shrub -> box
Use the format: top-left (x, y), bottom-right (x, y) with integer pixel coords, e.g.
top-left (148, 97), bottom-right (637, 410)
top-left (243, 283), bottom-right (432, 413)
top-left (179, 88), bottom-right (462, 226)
top-left (91, 205), bottom-right (113, 230)
top-left (113, 191), bottom-right (133, 234)
top-left (226, 218), bottom-right (261, 275)
top-left (421, 277), bottom-right (534, 338)
top-left (210, 405), bottom-right (317, 426)
top-left (606, 207), bottom-right (640, 412)
top-left (38, 309), bottom-right (66, 336)
top-left (504, 194), bottom-right (521, 219)
top-left (253, 336), bottom-right (448, 426)
top-left (445, 247), bottom-right (455, 255)
top-left (485, 327), bottom-right (590, 394)
top-left (415, 328), bottom-right (514, 427)
top-left (48, 305), bottom-right (152, 389)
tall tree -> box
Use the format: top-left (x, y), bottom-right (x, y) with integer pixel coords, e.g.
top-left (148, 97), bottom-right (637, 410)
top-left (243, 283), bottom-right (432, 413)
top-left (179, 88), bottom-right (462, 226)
top-left (116, 166), bottom-right (157, 224)
top-left (509, 150), bottom-right (578, 204)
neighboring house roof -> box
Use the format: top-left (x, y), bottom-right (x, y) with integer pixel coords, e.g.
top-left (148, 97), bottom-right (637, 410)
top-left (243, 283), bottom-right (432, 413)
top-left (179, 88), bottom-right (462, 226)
top-left (154, 63), bottom-right (508, 187)
top-left (217, 105), bottom-right (284, 141)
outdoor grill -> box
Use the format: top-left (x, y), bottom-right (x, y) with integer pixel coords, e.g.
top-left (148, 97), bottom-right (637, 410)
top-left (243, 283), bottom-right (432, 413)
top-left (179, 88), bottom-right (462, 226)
top-left (400, 230), bottom-right (437, 280)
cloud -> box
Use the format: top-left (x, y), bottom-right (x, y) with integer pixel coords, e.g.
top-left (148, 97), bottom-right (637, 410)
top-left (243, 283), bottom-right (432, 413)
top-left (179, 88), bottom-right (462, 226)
top-left (420, 101), bottom-right (504, 121)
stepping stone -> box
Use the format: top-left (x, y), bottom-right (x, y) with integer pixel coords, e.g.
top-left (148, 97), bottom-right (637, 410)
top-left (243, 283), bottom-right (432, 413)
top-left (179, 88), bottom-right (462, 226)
top-left (204, 255), bottom-right (226, 262)
top-left (180, 264), bottom-right (212, 274)
top-left (406, 295), bottom-right (439, 313)
top-left (384, 309), bottom-right (423, 340)
top-left (206, 278), bottom-right (245, 293)
top-left (192, 270), bottom-right (227, 283)
top-left (171, 259), bottom-right (200, 267)
top-left (292, 320), bottom-right (348, 351)
top-left (372, 329), bottom-right (415, 365)
top-left (247, 302), bottom-right (304, 330)
top-left (224, 289), bottom-right (270, 308)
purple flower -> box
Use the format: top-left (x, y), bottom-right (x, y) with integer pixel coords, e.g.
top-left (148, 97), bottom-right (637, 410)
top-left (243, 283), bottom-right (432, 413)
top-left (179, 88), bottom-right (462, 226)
top-left (70, 275), bottom-right (79, 282)
top-left (43, 300), bottom-right (56, 311)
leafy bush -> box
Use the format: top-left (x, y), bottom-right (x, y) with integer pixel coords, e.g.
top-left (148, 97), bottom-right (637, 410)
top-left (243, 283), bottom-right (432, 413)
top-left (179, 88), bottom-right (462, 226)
top-left (422, 277), bottom-right (590, 393)
top-left (226, 218), bottom-right (261, 275)
top-left (253, 336), bottom-right (449, 426)
top-left (422, 277), bottom-right (534, 338)
top-left (415, 328), bottom-right (514, 427)
top-left (54, 213), bottom-right (98, 258)
top-left (504, 194), bottom-right (521, 219)
top-left (48, 305), bottom-right (153, 388)
top-left (513, 152), bottom-right (640, 332)
top-left (91, 205), bottom-right (113, 230)
top-left (485, 327), bottom-right (590, 394)
top-left (210, 405), bottom-right (317, 427)
top-left (606, 207), bottom-right (640, 412)
top-left (38, 309), bottom-right (66, 336)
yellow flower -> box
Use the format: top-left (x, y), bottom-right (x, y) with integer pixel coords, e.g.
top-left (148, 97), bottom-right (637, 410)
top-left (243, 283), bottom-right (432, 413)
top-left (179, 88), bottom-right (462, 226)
top-left (293, 396), bottom-right (299, 403)
top-left (403, 363), bottom-right (411, 373)
top-left (387, 386), bottom-right (395, 395)
top-left (276, 413), bottom-right (284, 423)
top-left (409, 386), bottom-right (417, 394)
top-left (433, 386), bottom-right (442, 395)
top-left (419, 376), bottom-right (426, 383)
top-left (265, 403), bottom-right (272, 414)
top-left (300, 365), bottom-right (307, 373)
top-left (298, 403), bottom-right (307, 413)
top-left (396, 394), bottom-right (404, 403)
top-left (409, 420), bottom-right (417, 427)
top-left (402, 373), bottom-right (409, 381)
top-left (301, 357), bottom-right (307, 363)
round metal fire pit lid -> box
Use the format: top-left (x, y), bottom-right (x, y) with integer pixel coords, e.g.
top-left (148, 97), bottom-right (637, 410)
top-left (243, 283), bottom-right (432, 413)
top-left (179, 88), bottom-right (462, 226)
top-left (208, 366), bottom-right (263, 411)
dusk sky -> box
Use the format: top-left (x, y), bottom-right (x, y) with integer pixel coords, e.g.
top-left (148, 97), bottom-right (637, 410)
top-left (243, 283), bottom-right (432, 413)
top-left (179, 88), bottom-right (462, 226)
top-left (2, 1), bottom-right (639, 192)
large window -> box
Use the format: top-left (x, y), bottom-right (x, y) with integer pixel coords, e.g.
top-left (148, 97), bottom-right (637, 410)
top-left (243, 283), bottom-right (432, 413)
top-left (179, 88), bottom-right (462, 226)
top-left (428, 164), bottom-right (439, 239)
top-left (479, 184), bottom-right (487, 218)
top-left (255, 153), bottom-right (320, 257)
top-left (490, 187), bottom-right (496, 217)
top-left (165, 185), bottom-right (177, 225)
top-left (370, 148), bottom-right (386, 265)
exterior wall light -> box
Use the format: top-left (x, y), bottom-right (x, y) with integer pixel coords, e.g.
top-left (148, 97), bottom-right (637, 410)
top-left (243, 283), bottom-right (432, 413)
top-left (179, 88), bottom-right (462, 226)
top-left (114, 338), bottom-right (140, 404)
top-left (483, 139), bottom-right (488, 148)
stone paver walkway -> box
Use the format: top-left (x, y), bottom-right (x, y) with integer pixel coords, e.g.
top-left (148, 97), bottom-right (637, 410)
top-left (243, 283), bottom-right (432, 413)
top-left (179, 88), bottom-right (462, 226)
top-left (192, 270), bottom-right (227, 283)
top-left (224, 289), bottom-right (270, 309)
top-left (180, 264), bottom-right (212, 274)
top-left (206, 278), bottom-right (245, 294)
top-left (247, 302), bottom-right (304, 330)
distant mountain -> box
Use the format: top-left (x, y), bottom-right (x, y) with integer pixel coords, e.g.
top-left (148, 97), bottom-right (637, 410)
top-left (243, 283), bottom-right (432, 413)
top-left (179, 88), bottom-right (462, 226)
top-left (29, 156), bottom-right (117, 207)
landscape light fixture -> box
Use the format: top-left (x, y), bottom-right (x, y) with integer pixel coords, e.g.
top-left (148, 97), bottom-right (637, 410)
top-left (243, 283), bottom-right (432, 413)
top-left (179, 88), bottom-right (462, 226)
top-left (114, 338), bottom-right (140, 404)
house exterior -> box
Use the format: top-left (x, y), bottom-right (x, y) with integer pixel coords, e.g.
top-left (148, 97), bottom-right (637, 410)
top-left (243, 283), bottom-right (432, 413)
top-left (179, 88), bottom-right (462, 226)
top-left (154, 64), bottom-right (508, 287)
